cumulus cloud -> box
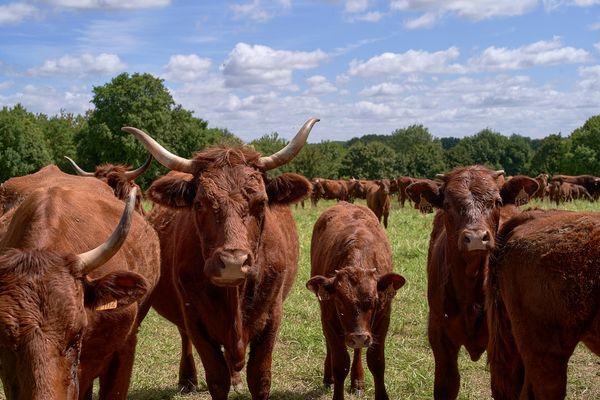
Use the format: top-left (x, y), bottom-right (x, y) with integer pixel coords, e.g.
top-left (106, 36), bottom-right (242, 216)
top-left (0, 84), bottom-right (90, 116)
top-left (352, 11), bottom-right (384, 22)
top-left (0, 81), bottom-right (14, 91)
top-left (28, 53), bottom-right (126, 76)
top-left (595, 42), bottom-right (600, 52)
top-left (345, 47), bottom-right (464, 78)
top-left (163, 54), bottom-right (212, 82)
top-left (543, 0), bottom-right (600, 10)
top-left (468, 38), bottom-right (591, 71)
top-left (305, 75), bottom-right (337, 95)
top-left (359, 82), bottom-right (404, 97)
top-left (230, 0), bottom-right (291, 22)
top-left (404, 11), bottom-right (437, 29)
top-left (345, 0), bottom-right (369, 13)
top-left (391, 0), bottom-right (537, 24)
top-left (43, 0), bottom-right (170, 9)
top-left (221, 43), bottom-right (329, 89)
top-left (0, 3), bottom-right (37, 25)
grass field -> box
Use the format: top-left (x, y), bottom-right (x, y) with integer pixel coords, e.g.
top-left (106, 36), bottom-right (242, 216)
top-left (3, 199), bottom-right (600, 399)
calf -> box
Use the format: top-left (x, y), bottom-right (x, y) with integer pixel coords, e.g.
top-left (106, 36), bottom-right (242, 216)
top-left (307, 202), bottom-right (405, 400)
top-left (405, 166), bottom-right (538, 399)
top-left (487, 209), bottom-right (600, 399)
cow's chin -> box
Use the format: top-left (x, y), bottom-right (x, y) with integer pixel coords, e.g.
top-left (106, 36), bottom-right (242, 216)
top-left (210, 277), bottom-right (246, 287)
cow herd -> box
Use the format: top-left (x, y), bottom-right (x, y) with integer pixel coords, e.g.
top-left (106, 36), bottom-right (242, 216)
top-left (0, 117), bottom-right (598, 400)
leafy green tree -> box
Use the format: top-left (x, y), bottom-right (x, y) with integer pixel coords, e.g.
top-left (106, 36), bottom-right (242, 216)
top-left (501, 134), bottom-right (533, 175)
top-left (339, 141), bottom-right (396, 179)
top-left (76, 72), bottom-right (237, 187)
top-left (530, 134), bottom-right (569, 175)
top-left (289, 141), bottom-right (346, 179)
top-left (449, 129), bottom-right (508, 170)
top-left (38, 111), bottom-right (84, 170)
top-left (389, 125), bottom-right (447, 177)
top-left (0, 104), bottom-right (53, 182)
top-left (566, 115), bottom-right (600, 175)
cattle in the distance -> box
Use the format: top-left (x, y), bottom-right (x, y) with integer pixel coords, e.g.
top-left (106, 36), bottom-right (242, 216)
top-left (396, 176), bottom-right (415, 208)
top-left (405, 166), bottom-right (539, 399)
top-left (64, 155), bottom-right (152, 214)
top-left (551, 174), bottom-right (600, 201)
top-left (531, 172), bottom-right (548, 201)
top-left (0, 179), bottom-right (160, 400)
top-left (122, 118), bottom-right (318, 399)
top-left (366, 179), bottom-right (391, 228)
top-left (306, 202), bottom-right (405, 400)
top-left (487, 209), bottom-right (600, 399)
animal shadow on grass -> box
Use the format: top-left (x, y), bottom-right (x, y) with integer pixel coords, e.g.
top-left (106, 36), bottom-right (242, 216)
top-left (127, 386), bottom-right (329, 399)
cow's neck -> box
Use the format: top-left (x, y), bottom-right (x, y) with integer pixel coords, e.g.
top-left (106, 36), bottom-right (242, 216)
top-left (447, 253), bottom-right (487, 333)
top-left (222, 286), bottom-right (246, 369)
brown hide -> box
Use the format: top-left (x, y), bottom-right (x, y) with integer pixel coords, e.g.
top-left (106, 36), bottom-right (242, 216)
top-left (90, 164), bottom-right (146, 214)
top-left (487, 209), bottom-right (600, 399)
top-left (532, 173), bottom-right (548, 200)
top-left (366, 179), bottom-right (391, 228)
top-left (396, 176), bottom-right (415, 208)
top-left (0, 175), bottom-right (160, 400)
top-left (145, 147), bottom-right (311, 399)
top-left (306, 203), bottom-right (405, 400)
top-left (319, 179), bottom-right (350, 201)
top-left (405, 166), bottom-right (539, 400)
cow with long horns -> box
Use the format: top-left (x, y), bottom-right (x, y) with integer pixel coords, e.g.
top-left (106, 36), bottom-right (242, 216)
top-left (0, 177), bottom-right (160, 399)
top-left (64, 155), bottom-right (152, 214)
top-left (122, 118), bottom-right (318, 399)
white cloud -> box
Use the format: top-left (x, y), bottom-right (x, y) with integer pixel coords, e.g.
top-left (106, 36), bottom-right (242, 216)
top-left (28, 53), bottom-right (126, 76)
top-left (0, 81), bottom-right (14, 91)
top-left (305, 75), bottom-right (337, 95)
top-left (391, 0), bottom-right (537, 24)
top-left (468, 38), bottom-right (591, 71)
top-left (163, 54), bottom-right (212, 82)
top-left (595, 42), bottom-right (600, 52)
top-left (404, 11), bottom-right (437, 29)
top-left (359, 82), bottom-right (404, 97)
top-left (221, 43), bottom-right (329, 89)
top-left (76, 19), bottom-right (143, 53)
top-left (345, 47), bottom-right (464, 78)
top-left (345, 0), bottom-right (369, 13)
top-left (353, 101), bottom-right (393, 118)
top-left (577, 65), bottom-right (600, 90)
top-left (353, 11), bottom-right (384, 22)
top-left (43, 0), bottom-right (170, 9)
top-left (543, 0), bottom-right (600, 10)
top-left (590, 22), bottom-right (600, 30)
top-left (0, 84), bottom-right (90, 116)
top-left (231, 0), bottom-right (271, 22)
top-left (0, 3), bottom-right (37, 25)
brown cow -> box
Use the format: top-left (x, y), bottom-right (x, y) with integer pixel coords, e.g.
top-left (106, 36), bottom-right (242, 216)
top-left (551, 174), bottom-right (600, 200)
top-left (531, 173), bottom-right (548, 201)
top-left (123, 118), bottom-right (318, 399)
top-left (487, 209), bottom-right (600, 399)
top-left (306, 202), bottom-right (405, 400)
top-left (396, 176), bottom-right (415, 208)
top-left (405, 166), bottom-right (538, 399)
top-left (64, 155), bottom-right (152, 214)
top-left (0, 179), bottom-right (160, 400)
top-left (366, 179), bottom-right (391, 228)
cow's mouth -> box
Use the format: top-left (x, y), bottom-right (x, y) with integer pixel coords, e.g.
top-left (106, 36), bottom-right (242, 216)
top-left (210, 277), bottom-right (245, 287)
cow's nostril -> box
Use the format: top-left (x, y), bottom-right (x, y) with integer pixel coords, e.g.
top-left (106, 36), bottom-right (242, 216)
top-left (464, 235), bottom-right (471, 243)
top-left (482, 232), bottom-right (490, 242)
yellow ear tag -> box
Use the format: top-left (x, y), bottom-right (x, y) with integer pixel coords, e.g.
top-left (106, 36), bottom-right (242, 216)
top-left (95, 300), bottom-right (118, 311)
top-left (419, 195), bottom-right (433, 214)
top-left (515, 187), bottom-right (529, 206)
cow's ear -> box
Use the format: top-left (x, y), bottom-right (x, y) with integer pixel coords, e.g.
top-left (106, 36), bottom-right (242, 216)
top-left (84, 271), bottom-right (148, 311)
top-left (377, 273), bottom-right (406, 306)
top-left (500, 176), bottom-right (539, 206)
top-left (406, 181), bottom-right (443, 208)
top-left (306, 275), bottom-right (335, 301)
top-left (146, 172), bottom-right (196, 208)
top-left (266, 173), bottom-right (311, 205)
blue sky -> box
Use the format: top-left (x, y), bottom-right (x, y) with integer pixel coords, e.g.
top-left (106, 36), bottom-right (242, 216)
top-left (1, 1), bottom-right (599, 142)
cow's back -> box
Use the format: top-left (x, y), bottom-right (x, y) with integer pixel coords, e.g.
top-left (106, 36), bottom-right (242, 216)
top-left (311, 202), bottom-right (392, 278)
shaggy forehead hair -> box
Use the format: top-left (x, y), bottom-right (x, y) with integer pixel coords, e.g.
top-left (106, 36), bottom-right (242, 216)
top-left (191, 146), bottom-right (262, 172)
top-left (443, 166), bottom-right (500, 205)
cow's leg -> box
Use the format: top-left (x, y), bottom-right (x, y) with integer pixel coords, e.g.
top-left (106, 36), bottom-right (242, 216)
top-left (323, 324), bottom-right (350, 400)
top-left (97, 336), bottom-right (137, 400)
top-left (383, 212), bottom-right (389, 229)
top-left (177, 327), bottom-right (198, 393)
top-left (323, 341), bottom-right (334, 389)
top-left (226, 350), bottom-right (243, 392)
top-left (186, 324), bottom-right (230, 400)
top-left (518, 343), bottom-right (574, 399)
top-left (350, 348), bottom-right (364, 396)
top-left (367, 313), bottom-right (390, 400)
top-left (429, 323), bottom-right (460, 400)
top-left (246, 318), bottom-right (280, 400)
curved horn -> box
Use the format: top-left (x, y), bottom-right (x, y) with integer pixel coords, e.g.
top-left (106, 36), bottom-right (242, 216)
top-left (257, 117), bottom-right (320, 171)
top-left (77, 187), bottom-right (137, 275)
top-left (435, 173), bottom-right (446, 179)
top-left (121, 127), bottom-right (194, 174)
top-left (64, 156), bottom-right (95, 177)
top-left (493, 170), bottom-right (505, 177)
top-left (123, 155), bottom-right (153, 180)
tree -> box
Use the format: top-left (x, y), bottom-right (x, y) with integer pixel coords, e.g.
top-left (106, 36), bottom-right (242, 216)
top-left (339, 141), bottom-right (396, 179)
top-left (38, 111), bottom-right (84, 171)
top-left (530, 134), bottom-right (569, 175)
top-left (289, 141), bottom-right (346, 179)
top-left (76, 72), bottom-right (237, 187)
top-left (0, 104), bottom-right (52, 182)
top-left (501, 134), bottom-right (533, 175)
top-left (566, 115), bottom-right (600, 175)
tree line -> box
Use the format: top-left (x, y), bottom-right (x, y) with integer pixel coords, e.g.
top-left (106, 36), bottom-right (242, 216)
top-left (2, 72), bottom-right (600, 186)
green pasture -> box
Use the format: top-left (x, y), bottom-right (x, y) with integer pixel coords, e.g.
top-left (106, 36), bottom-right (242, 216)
top-left (4, 199), bottom-right (600, 399)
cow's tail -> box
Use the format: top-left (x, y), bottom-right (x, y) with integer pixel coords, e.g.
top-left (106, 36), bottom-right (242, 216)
top-left (486, 213), bottom-right (534, 400)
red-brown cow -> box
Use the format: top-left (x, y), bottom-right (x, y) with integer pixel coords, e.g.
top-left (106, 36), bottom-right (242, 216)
top-left (0, 177), bottom-right (160, 400)
top-left (397, 176), bottom-right (414, 208)
top-left (64, 155), bottom-right (152, 214)
top-left (551, 174), bottom-right (600, 200)
top-left (123, 118), bottom-right (318, 399)
top-left (366, 179), bottom-right (391, 228)
top-left (306, 202), bottom-right (405, 400)
top-left (487, 209), bottom-right (600, 399)
top-left (405, 166), bottom-right (538, 399)
top-left (531, 173), bottom-right (548, 201)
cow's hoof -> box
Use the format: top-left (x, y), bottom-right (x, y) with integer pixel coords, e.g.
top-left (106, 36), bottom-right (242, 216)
top-left (352, 388), bottom-right (364, 397)
top-left (178, 380), bottom-right (199, 394)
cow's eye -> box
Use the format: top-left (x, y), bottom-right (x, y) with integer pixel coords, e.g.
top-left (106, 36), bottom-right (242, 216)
top-left (495, 198), bottom-right (503, 208)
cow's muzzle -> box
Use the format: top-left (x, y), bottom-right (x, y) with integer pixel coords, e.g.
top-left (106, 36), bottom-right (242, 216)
top-left (209, 249), bottom-right (252, 286)
top-left (459, 229), bottom-right (492, 252)
top-left (346, 331), bottom-right (372, 349)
